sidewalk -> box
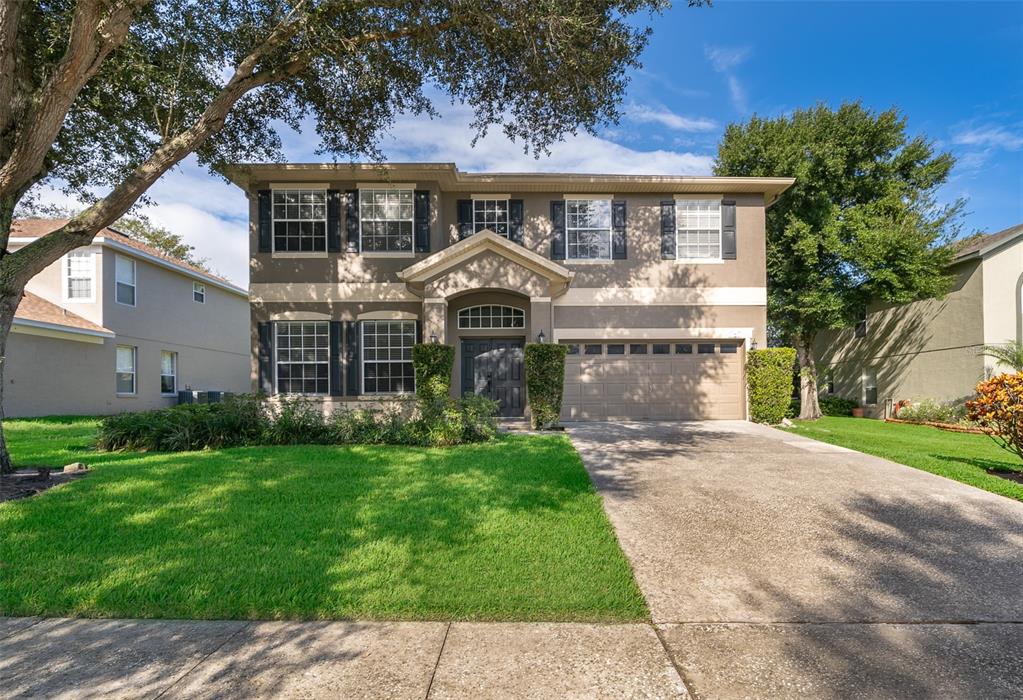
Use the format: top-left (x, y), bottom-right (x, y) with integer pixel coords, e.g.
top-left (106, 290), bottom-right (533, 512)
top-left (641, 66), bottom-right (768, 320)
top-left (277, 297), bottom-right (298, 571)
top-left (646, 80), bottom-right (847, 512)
top-left (0, 617), bottom-right (689, 699)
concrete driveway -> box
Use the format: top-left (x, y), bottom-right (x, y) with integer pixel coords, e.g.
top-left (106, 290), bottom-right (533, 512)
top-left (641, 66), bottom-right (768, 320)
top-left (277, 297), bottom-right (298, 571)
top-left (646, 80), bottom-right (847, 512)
top-left (568, 421), bottom-right (1023, 698)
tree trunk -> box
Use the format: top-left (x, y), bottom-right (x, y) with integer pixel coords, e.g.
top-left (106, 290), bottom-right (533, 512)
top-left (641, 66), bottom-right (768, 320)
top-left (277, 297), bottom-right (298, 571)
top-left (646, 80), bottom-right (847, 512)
top-left (796, 335), bottom-right (822, 421)
top-left (0, 286), bottom-right (20, 473)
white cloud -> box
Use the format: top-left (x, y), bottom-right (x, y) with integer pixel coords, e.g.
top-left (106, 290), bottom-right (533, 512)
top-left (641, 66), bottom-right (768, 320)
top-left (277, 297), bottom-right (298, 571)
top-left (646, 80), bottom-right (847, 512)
top-left (727, 76), bottom-right (748, 115)
top-left (625, 103), bottom-right (718, 132)
top-left (704, 45), bottom-right (750, 73)
top-left (952, 124), bottom-right (1023, 151)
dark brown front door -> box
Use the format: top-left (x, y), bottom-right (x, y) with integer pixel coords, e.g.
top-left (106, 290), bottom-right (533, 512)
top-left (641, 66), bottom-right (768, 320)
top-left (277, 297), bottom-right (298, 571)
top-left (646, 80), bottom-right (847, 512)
top-left (460, 338), bottom-right (525, 417)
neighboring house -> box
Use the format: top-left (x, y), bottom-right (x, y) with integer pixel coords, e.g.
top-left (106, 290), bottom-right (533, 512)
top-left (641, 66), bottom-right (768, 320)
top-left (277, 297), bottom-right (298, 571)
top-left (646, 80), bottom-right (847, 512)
top-left (5, 219), bottom-right (251, 417)
top-left (815, 223), bottom-right (1023, 417)
top-left (225, 163), bottom-right (793, 420)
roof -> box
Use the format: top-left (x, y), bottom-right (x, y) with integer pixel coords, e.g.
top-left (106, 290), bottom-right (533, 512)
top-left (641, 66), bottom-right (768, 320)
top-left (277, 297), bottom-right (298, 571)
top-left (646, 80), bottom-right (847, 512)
top-left (14, 292), bottom-right (113, 338)
top-left (10, 219), bottom-right (247, 297)
top-left (223, 162), bottom-right (795, 203)
top-left (953, 223), bottom-right (1023, 261)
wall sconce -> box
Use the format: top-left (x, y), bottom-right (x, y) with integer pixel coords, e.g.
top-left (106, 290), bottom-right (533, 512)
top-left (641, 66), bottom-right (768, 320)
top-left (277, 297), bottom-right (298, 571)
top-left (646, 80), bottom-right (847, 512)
top-left (429, 334), bottom-right (438, 344)
top-left (537, 330), bottom-right (546, 343)
top-left (751, 339), bottom-right (758, 349)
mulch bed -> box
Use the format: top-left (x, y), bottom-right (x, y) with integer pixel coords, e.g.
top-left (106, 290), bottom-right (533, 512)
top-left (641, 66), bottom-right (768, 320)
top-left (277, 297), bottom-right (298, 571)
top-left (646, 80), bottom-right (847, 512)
top-left (885, 417), bottom-right (990, 434)
top-left (0, 469), bottom-right (88, 503)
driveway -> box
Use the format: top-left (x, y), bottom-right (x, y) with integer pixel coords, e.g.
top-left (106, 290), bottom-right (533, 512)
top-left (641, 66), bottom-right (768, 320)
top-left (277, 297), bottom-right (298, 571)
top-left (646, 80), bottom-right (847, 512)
top-left (569, 421), bottom-right (1023, 698)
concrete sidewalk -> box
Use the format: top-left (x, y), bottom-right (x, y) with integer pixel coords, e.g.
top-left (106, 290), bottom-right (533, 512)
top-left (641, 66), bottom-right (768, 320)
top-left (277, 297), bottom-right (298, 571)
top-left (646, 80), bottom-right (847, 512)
top-left (0, 617), bottom-right (689, 699)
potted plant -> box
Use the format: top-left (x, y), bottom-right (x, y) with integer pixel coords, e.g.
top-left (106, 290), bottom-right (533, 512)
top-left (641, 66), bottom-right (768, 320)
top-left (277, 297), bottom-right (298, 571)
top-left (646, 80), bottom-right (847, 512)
top-left (851, 406), bottom-right (865, 418)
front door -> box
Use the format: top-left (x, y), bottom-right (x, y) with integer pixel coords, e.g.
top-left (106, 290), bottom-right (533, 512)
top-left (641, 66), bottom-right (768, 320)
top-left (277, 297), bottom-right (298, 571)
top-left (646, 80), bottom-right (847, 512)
top-left (460, 338), bottom-right (525, 417)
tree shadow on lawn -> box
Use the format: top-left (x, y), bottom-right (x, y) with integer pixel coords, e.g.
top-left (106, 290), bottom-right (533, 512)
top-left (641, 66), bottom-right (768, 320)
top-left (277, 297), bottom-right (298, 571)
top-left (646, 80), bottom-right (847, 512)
top-left (928, 453), bottom-right (1022, 474)
top-left (0, 435), bottom-right (644, 622)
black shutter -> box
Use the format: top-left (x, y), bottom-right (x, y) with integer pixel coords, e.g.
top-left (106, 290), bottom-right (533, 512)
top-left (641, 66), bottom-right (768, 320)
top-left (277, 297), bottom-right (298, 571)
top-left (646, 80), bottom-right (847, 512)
top-left (550, 200), bottom-right (566, 260)
top-left (345, 190), bottom-right (359, 253)
top-left (329, 321), bottom-right (343, 396)
top-left (415, 320), bottom-right (422, 345)
top-left (327, 190), bottom-right (342, 253)
top-left (509, 199), bottom-right (524, 245)
top-left (258, 190), bottom-right (272, 253)
top-left (457, 199), bottom-right (473, 240)
top-left (660, 200), bottom-right (676, 260)
top-left (611, 200), bottom-right (627, 260)
top-left (257, 322), bottom-right (274, 394)
top-left (344, 320), bottom-right (359, 395)
top-left (721, 200), bottom-right (737, 260)
top-left (414, 190), bottom-right (430, 252)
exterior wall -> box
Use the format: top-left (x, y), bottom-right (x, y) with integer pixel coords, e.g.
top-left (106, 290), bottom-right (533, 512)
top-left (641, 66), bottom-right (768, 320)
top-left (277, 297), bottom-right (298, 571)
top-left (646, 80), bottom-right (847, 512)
top-left (980, 238), bottom-right (1023, 375)
top-left (815, 258), bottom-right (986, 417)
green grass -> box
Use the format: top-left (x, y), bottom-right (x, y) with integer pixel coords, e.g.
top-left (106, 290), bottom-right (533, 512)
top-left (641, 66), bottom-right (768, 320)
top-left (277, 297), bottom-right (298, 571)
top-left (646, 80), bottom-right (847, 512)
top-left (0, 417), bottom-right (646, 622)
top-left (783, 416), bottom-right (1023, 502)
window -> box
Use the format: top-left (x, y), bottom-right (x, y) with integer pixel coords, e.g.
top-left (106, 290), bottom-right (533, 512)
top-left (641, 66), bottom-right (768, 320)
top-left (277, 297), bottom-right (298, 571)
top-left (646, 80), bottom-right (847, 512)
top-left (676, 343), bottom-right (693, 354)
top-left (607, 344), bottom-right (625, 355)
top-left (863, 368), bottom-right (878, 406)
top-left (562, 344), bottom-right (580, 355)
top-left (652, 343), bottom-right (670, 355)
top-left (584, 344), bottom-right (602, 355)
top-left (362, 320), bottom-right (415, 394)
top-left (115, 255), bottom-right (136, 306)
top-left (457, 305), bottom-right (525, 329)
top-left (825, 368), bottom-right (835, 395)
top-left (116, 345), bottom-right (136, 394)
top-left (676, 199), bottom-right (722, 260)
top-left (160, 351), bottom-right (178, 395)
top-left (565, 199), bottom-right (612, 260)
top-left (360, 188), bottom-right (414, 252)
top-left (473, 199), bottom-right (509, 236)
top-left (65, 251), bottom-right (94, 301)
top-left (720, 343), bottom-right (738, 354)
top-left (193, 282), bottom-right (206, 304)
top-left (272, 189), bottom-right (327, 252)
top-left (698, 343), bottom-right (716, 354)
top-left (854, 308), bottom-right (867, 338)
top-left (629, 344), bottom-right (648, 355)
top-left (275, 322), bottom-right (329, 395)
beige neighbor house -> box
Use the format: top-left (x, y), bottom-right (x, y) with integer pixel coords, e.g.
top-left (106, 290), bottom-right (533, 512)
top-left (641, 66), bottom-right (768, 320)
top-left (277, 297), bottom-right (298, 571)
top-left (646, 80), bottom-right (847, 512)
top-left (225, 163), bottom-right (793, 420)
top-left (5, 219), bottom-right (250, 417)
top-left (815, 223), bottom-right (1023, 418)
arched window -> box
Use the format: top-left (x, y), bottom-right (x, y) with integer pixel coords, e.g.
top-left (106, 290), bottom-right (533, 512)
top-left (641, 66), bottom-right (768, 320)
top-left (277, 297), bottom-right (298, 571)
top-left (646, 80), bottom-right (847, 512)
top-left (457, 305), bottom-right (525, 329)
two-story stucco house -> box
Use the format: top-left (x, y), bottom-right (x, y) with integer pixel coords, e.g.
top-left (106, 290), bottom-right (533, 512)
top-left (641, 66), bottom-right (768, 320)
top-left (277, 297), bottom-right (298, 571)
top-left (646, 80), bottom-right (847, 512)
top-left (5, 219), bottom-right (251, 417)
top-left (815, 223), bottom-right (1023, 417)
top-left (226, 163), bottom-right (793, 420)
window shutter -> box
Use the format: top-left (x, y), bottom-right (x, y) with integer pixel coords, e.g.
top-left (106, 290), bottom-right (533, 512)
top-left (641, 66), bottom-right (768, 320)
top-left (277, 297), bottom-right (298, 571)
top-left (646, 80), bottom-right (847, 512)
top-left (414, 190), bottom-right (431, 252)
top-left (258, 190), bottom-right (272, 253)
top-left (345, 190), bottom-right (360, 253)
top-left (457, 199), bottom-right (473, 240)
top-left (329, 321), bottom-right (343, 396)
top-left (660, 200), bottom-right (676, 260)
top-left (550, 200), bottom-right (566, 260)
top-left (415, 320), bottom-right (422, 345)
top-left (721, 200), bottom-right (737, 260)
top-left (257, 322), bottom-right (274, 394)
top-left (327, 190), bottom-right (342, 253)
top-left (509, 199), bottom-right (524, 245)
top-left (611, 200), bottom-right (627, 260)
top-left (344, 320), bottom-right (360, 395)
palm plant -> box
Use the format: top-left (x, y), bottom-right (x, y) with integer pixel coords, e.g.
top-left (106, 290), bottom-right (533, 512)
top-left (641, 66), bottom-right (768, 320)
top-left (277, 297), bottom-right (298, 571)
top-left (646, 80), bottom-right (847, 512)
top-left (980, 341), bottom-right (1023, 373)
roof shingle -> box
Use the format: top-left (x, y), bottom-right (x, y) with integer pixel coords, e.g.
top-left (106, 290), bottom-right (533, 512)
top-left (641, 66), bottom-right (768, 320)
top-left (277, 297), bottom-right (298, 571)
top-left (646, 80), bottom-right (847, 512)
top-left (14, 292), bottom-right (112, 335)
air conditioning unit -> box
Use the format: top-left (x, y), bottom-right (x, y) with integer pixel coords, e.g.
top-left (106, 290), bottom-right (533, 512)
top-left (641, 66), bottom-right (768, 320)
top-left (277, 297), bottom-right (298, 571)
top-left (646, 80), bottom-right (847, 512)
top-left (177, 390), bottom-right (230, 405)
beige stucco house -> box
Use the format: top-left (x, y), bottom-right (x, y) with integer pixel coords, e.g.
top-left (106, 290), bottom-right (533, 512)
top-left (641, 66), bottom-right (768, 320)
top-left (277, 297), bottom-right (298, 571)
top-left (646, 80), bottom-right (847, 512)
top-left (5, 219), bottom-right (250, 417)
top-left (226, 163), bottom-right (793, 420)
top-left (815, 223), bottom-right (1023, 417)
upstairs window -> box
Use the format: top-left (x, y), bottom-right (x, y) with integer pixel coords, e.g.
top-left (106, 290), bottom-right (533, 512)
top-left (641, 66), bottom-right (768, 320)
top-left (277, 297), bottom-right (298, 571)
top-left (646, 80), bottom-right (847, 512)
top-left (854, 308), bottom-right (867, 338)
top-left (473, 199), bottom-right (509, 236)
top-left (65, 251), bottom-right (94, 301)
top-left (115, 255), bottom-right (136, 306)
top-left (457, 305), bottom-right (525, 330)
top-left (676, 199), bottom-right (722, 260)
top-left (360, 188), bottom-right (413, 252)
top-left (565, 199), bottom-right (612, 260)
top-left (193, 282), bottom-right (206, 304)
top-left (275, 322), bottom-right (329, 395)
top-left (272, 189), bottom-right (327, 252)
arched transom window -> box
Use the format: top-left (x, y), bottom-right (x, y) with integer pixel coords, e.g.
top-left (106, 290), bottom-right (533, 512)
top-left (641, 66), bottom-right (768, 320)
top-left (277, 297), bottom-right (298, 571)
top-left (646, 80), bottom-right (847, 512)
top-left (458, 305), bottom-right (525, 329)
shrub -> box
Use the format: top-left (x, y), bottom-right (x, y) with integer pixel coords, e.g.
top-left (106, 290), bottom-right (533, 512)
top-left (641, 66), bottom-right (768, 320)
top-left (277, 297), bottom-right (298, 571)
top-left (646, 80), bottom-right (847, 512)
top-left (967, 373), bottom-right (1023, 462)
top-left (97, 395), bottom-right (265, 452)
top-left (747, 347), bottom-right (797, 424)
top-left (524, 343), bottom-right (568, 429)
top-left (897, 398), bottom-right (970, 425)
top-left (788, 395), bottom-right (858, 418)
top-left (412, 344), bottom-right (455, 404)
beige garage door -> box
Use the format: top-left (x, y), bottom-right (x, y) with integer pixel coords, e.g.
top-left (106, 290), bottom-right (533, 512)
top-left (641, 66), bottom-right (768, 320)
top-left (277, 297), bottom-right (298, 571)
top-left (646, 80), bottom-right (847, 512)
top-left (561, 341), bottom-right (745, 421)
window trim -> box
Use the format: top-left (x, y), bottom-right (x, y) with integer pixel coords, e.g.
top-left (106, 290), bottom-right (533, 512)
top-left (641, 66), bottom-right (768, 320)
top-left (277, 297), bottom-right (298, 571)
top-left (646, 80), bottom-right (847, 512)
top-left (358, 187), bottom-right (415, 254)
top-left (274, 321), bottom-right (330, 396)
top-left (160, 350), bottom-right (178, 396)
top-left (116, 344), bottom-right (137, 395)
top-left (63, 250), bottom-right (96, 303)
top-left (271, 187), bottom-right (328, 255)
top-left (457, 304), bottom-right (525, 330)
top-left (114, 254), bottom-right (136, 307)
top-left (192, 282), bottom-right (206, 304)
top-left (675, 198), bottom-right (724, 264)
top-left (360, 319), bottom-right (416, 395)
top-left (565, 198), bottom-right (613, 261)
top-left (471, 198), bottom-right (510, 237)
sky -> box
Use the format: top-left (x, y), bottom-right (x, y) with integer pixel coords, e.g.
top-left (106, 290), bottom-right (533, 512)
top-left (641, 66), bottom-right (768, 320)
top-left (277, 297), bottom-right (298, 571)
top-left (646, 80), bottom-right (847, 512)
top-left (31, 1), bottom-right (1023, 287)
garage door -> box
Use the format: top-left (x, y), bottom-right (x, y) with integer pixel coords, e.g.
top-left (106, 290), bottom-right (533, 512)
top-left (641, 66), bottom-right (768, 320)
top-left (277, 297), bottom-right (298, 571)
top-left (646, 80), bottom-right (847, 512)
top-left (561, 340), bottom-right (745, 421)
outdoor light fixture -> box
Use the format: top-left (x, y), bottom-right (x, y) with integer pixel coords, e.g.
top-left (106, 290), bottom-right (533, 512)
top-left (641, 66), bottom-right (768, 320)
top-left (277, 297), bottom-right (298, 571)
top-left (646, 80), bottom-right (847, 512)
top-left (751, 339), bottom-right (758, 349)
top-left (430, 334), bottom-right (438, 344)
top-left (537, 330), bottom-right (546, 343)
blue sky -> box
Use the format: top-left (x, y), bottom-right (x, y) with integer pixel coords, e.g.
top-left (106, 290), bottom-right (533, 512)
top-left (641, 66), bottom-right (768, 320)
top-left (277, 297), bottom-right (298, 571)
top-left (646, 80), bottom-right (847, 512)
top-left (36, 1), bottom-right (1023, 286)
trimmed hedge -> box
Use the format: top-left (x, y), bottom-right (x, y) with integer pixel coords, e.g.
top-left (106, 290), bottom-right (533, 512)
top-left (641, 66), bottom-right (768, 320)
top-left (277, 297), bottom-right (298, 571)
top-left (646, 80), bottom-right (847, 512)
top-left (747, 347), bottom-right (797, 424)
top-left (524, 343), bottom-right (568, 429)
top-left (788, 395), bottom-right (859, 418)
top-left (412, 343), bottom-right (455, 403)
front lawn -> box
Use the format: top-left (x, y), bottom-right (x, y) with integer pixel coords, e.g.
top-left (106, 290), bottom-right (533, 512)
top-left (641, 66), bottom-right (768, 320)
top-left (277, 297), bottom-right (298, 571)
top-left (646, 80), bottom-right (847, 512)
top-left (0, 417), bottom-right (646, 622)
top-left (783, 416), bottom-right (1023, 502)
